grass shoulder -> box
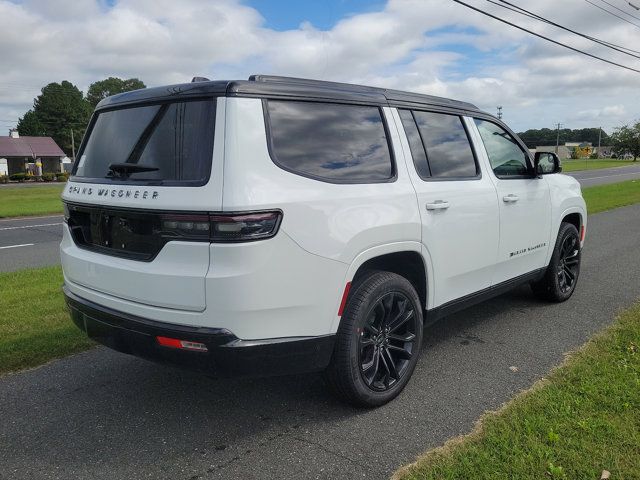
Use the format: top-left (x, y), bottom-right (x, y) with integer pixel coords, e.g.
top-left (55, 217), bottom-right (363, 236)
top-left (0, 184), bottom-right (64, 218)
top-left (583, 179), bottom-right (640, 214)
top-left (561, 159), bottom-right (636, 172)
top-left (0, 266), bottom-right (94, 375)
top-left (395, 302), bottom-right (640, 480)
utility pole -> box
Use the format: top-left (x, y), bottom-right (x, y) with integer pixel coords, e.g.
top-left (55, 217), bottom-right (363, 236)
top-left (70, 129), bottom-right (75, 162)
top-left (497, 106), bottom-right (503, 120)
top-left (597, 126), bottom-right (602, 157)
top-left (555, 123), bottom-right (563, 154)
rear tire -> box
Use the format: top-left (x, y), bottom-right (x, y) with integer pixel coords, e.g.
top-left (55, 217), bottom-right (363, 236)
top-left (324, 271), bottom-right (423, 407)
top-left (531, 222), bottom-right (581, 302)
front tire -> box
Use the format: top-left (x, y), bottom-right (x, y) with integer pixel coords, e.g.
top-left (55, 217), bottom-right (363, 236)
top-left (324, 271), bottom-right (423, 407)
top-left (531, 222), bottom-right (581, 302)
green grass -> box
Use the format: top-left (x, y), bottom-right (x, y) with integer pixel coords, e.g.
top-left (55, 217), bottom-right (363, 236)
top-left (0, 266), bottom-right (94, 375)
top-left (396, 303), bottom-right (640, 480)
top-left (583, 179), bottom-right (640, 214)
top-left (561, 159), bottom-right (635, 172)
top-left (0, 184), bottom-right (64, 218)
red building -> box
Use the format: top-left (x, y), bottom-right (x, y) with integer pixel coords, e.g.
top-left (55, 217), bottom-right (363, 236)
top-left (0, 129), bottom-right (66, 175)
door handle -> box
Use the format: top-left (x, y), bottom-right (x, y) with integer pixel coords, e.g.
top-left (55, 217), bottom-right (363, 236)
top-left (503, 194), bottom-right (519, 203)
top-left (426, 200), bottom-right (450, 211)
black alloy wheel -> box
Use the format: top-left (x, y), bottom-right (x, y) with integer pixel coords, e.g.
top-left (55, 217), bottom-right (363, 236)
top-left (557, 234), bottom-right (580, 294)
top-left (324, 270), bottom-right (423, 407)
top-left (358, 292), bottom-right (417, 391)
top-left (531, 222), bottom-right (582, 302)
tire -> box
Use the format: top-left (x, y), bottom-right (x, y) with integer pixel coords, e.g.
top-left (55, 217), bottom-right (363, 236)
top-left (324, 270), bottom-right (423, 408)
top-left (531, 222), bottom-right (582, 302)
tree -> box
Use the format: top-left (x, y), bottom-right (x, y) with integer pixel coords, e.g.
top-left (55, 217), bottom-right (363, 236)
top-left (16, 110), bottom-right (45, 137)
top-left (517, 127), bottom-right (609, 149)
top-left (610, 122), bottom-right (640, 161)
top-left (17, 81), bottom-right (91, 155)
top-left (86, 77), bottom-right (146, 108)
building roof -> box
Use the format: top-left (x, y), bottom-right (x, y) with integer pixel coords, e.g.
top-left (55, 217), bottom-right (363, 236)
top-left (97, 74), bottom-right (481, 114)
top-left (0, 136), bottom-right (65, 158)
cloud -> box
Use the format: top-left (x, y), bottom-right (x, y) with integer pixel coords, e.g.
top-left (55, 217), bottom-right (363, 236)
top-left (0, 0), bottom-right (639, 133)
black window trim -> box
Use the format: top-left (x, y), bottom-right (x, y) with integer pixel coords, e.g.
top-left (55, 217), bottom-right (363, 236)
top-left (399, 108), bottom-right (482, 182)
top-left (398, 109), bottom-right (432, 179)
top-left (262, 98), bottom-right (398, 185)
top-left (472, 116), bottom-right (536, 181)
top-left (69, 96), bottom-right (219, 187)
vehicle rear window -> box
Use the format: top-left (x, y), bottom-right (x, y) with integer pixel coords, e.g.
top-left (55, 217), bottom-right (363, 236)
top-left (412, 111), bottom-right (478, 179)
top-left (74, 99), bottom-right (216, 185)
top-left (266, 100), bottom-right (394, 183)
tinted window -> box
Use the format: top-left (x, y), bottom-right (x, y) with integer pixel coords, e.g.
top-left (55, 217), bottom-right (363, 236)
top-left (75, 99), bottom-right (215, 184)
top-left (398, 109), bottom-right (430, 178)
top-left (474, 119), bottom-right (530, 177)
top-left (266, 100), bottom-right (393, 182)
top-left (413, 111), bottom-right (477, 178)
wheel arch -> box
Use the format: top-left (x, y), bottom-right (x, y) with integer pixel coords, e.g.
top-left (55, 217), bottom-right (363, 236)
top-left (330, 242), bottom-right (432, 333)
top-left (545, 206), bottom-right (586, 266)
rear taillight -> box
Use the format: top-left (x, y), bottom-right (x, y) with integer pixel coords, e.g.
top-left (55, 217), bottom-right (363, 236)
top-left (160, 214), bottom-right (211, 241)
top-left (209, 211), bottom-right (282, 242)
top-left (159, 211), bottom-right (282, 243)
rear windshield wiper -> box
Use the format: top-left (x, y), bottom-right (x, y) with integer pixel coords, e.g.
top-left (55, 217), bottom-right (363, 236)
top-left (107, 163), bottom-right (159, 178)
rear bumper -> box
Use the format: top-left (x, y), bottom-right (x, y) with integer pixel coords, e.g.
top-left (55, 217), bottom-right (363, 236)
top-left (64, 286), bottom-right (335, 377)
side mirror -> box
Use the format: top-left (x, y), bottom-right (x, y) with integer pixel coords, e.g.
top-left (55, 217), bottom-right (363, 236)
top-left (534, 151), bottom-right (562, 177)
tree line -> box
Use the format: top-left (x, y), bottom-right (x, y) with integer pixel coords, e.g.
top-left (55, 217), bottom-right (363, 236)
top-left (17, 77), bottom-right (145, 155)
top-left (518, 125), bottom-right (638, 160)
top-left (516, 128), bottom-right (609, 149)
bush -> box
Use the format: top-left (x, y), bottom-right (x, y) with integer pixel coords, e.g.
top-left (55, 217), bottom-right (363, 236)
top-left (42, 173), bottom-right (55, 182)
top-left (589, 152), bottom-right (598, 159)
top-left (9, 173), bottom-right (26, 182)
top-left (0, 175), bottom-right (7, 184)
top-left (55, 173), bottom-right (68, 182)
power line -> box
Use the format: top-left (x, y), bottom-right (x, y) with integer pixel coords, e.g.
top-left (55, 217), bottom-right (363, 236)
top-left (491, 0), bottom-right (640, 58)
top-left (597, 0), bottom-right (640, 21)
top-left (452, 0), bottom-right (640, 74)
top-left (584, 0), bottom-right (640, 29)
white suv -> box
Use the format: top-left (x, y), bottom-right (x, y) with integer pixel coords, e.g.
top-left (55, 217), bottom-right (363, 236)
top-left (61, 75), bottom-right (586, 407)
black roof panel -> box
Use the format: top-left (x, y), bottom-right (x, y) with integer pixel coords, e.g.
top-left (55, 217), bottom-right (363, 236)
top-left (96, 75), bottom-right (480, 113)
top-left (96, 81), bottom-right (229, 109)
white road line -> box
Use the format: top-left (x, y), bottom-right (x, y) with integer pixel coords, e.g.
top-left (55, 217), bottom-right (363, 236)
top-left (0, 222), bottom-right (63, 231)
top-left (0, 243), bottom-right (34, 250)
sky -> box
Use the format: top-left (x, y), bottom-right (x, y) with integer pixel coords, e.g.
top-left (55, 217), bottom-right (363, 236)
top-left (1, 0), bottom-right (639, 135)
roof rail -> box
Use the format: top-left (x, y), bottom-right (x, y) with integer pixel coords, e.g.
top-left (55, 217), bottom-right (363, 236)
top-left (249, 75), bottom-right (379, 92)
top-left (248, 74), bottom-right (479, 111)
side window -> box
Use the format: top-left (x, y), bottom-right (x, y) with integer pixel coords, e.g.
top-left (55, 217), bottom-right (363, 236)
top-left (412, 111), bottom-right (478, 179)
top-left (398, 109), bottom-right (430, 179)
top-left (266, 100), bottom-right (394, 183)
top-left (474, 119), bottom-right (530, 177)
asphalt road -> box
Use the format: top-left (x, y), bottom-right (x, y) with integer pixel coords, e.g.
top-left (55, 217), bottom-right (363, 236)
top-left (0, 215), bottom-right (64, 272)
top-left (566, 162), bottom-right (640, 187)
top-left (1, 204), bottom-right (639, 479)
